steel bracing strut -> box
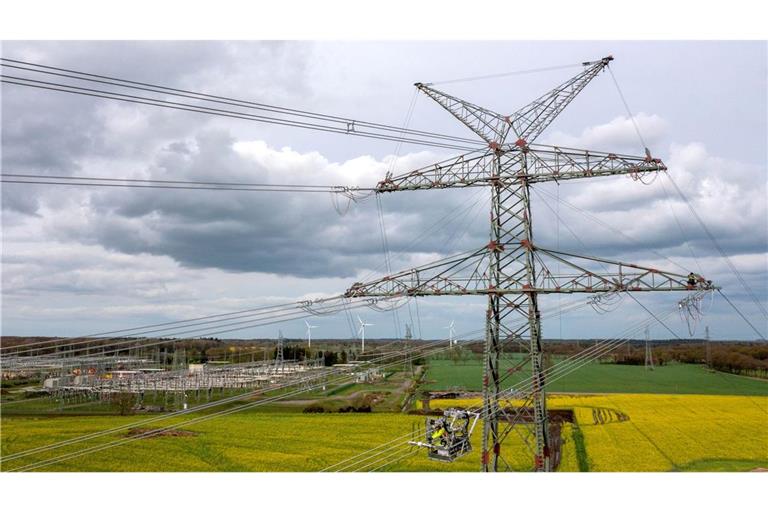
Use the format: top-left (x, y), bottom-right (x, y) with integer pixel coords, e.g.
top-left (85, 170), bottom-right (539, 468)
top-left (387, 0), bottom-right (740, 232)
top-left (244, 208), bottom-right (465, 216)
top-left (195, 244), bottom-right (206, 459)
top-left (345, 56), bottom-right (716, 472)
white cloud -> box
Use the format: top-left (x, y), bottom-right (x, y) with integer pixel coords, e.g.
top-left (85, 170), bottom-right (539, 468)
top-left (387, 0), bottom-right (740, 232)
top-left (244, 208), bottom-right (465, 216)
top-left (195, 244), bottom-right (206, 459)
top-left (545, 113), bottom-right (667, 152)
top-left (561, 140), bottom-right (766, 244)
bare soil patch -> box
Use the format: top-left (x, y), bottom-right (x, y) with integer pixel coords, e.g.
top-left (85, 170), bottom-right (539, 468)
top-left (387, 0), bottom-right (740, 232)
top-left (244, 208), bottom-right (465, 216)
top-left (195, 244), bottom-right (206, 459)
top-left (126, 427), bottom-right (198, 438)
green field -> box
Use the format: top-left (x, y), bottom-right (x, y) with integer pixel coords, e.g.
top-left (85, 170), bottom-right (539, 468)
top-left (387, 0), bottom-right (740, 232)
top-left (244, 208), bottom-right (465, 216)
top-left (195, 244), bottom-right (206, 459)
top-left (0, 410), bottom-right (484, 472)
top-left (422, 358), bottom-right (768, 395)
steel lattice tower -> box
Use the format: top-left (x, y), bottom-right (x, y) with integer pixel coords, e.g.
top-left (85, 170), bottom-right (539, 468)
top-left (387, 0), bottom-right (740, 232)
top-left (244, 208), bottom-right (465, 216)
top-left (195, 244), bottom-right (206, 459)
top-left (275, 330), bottom-right (285, 373)
top-left (705, 325), bottom-right (711, 367)
top-left (644, 326), bottom-right (655, 370)
top-left (344, 56), bottom-right (715, 471)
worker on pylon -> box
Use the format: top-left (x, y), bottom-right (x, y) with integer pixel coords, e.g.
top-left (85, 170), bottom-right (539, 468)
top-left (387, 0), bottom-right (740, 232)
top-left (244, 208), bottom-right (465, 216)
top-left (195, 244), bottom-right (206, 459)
top-left (687, 272), bottom-right (697, 287)
top-left (431, 419), bottom-right (448, 446)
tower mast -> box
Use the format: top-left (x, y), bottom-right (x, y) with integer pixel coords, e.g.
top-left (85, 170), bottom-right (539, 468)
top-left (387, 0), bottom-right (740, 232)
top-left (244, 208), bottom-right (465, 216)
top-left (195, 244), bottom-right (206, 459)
top-left (705, 325), bottom-right (711, 367)
top-left (345, 57), bottom-right (716, 471)
top-left (645, 326), bottom-right (655, 370)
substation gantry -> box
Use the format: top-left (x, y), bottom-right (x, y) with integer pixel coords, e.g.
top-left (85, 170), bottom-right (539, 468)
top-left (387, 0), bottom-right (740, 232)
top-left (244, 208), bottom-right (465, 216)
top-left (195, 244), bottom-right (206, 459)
top-left (344, 56), bottom-right (716, 472)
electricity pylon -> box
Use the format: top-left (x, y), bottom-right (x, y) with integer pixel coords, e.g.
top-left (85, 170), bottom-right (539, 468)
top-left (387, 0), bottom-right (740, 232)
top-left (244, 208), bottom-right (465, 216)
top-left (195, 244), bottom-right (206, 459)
top-left (644, 326), bottom-right (655, 370)
top-left (275, 330), bottom-right (285, 374)
top-left (404, 323), bottom-right (413, 375)
top-left (705, 325), bottom-right (711, 367)
top-left (345, 56), bottom-right (716, 472)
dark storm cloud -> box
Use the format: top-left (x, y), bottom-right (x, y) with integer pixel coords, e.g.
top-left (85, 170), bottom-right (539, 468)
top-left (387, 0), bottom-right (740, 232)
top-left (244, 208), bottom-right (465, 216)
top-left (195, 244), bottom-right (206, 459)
top-left (1, 41), bottom-right (313, 215)
top-left (41, 129), bottom-right (478, 278)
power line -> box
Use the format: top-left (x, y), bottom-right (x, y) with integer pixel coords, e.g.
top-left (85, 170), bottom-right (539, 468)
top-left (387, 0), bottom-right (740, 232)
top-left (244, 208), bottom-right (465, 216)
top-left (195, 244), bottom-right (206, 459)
top-left (326, 300), bottom-right (635, 471)
top-left (2, 76), bottom-right (482, 153)
top-left (34, 300), bottom-right (592, 471)
top-left (601, 69), bottom-right (762, 339)
top-left (626, 293), bottom-right (682, 340)
top-left (5, 305), bottom-right (376, 363)
top-left (5, 330), bottom-right (481, 472)
top-left (1, 59), bottom-right (487, 153)
top-left (607, 66), bottom-right (649, 152)
top-left (657, 177), bottom-right (706, 276)
top-left (1, 173), bottom-right (357, 189)
top-left (3, 296), bottom-right (378, 357)
top-left (3, 299), bottom-right (329, 354)
top-left (1, 58), bottom-right (482, 146)
top-left (330, 308), bottom-right (676, 471)
top-left (427, 62), bottom-right (583, 86)
top-left (4, 324), bottom-right (465, 465)
top-left (0, 173), bottom-right (371, 194)
top-left (10, 295), bottom-right (661, 472)
top-left (2, 299), bottom-right (300, 353)
top-left (356, 188), bottom-right (487, 285)
top-left (664, 173), bottom-right (768, 319)
top-left (7, 299), bottom-right (592, 467)
top-left (0, 179), bottom-right (352, 194)
top-left (718, 290), bottom-right (766, 340)
top-left (533, 187), bottom-right (693, 275)
top-left (377, 90), bottom-right (419, 340)
top-left (530, 187), bottom-right (685, 341)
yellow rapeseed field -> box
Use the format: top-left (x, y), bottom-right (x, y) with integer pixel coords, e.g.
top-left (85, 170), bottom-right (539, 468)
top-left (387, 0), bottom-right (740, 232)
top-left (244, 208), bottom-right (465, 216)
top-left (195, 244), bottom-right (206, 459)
top-left (428, 393), bottom-right (768, 471)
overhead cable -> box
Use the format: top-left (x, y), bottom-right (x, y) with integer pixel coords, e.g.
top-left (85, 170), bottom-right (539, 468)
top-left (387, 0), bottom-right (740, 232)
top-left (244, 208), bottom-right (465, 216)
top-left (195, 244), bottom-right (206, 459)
top-left (664, 173), bottom-right (768, 319)
top-left (1, 58), bottom-right (481, 146)
top-left (1, 58), bottom-right (487, 152)
top-left (0, 173), bottom-right (372, 195)
top-left (427, 62), bottom-right (583, 86)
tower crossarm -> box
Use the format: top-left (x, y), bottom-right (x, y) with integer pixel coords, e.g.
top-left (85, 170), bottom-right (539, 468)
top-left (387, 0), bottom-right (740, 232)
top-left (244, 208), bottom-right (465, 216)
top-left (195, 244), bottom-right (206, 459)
top-left (343, 243), bottom-right (718, 298)
top-left (532, 246), bottom-right (719, 294)
top-left (414, 83), bottom-right (509, 144)
top-left (376, 144), bottom-right (665, 192)
top-left (414, 56), bottom-right (613, 146)
top-left (508, 56), bottom-right (614, 144)
top-left (345, 248), bottom-right (492, 298)
top-left (377, 148), bottom-right (495, 192)
top-left (518, 144), bottom-right (666, 184)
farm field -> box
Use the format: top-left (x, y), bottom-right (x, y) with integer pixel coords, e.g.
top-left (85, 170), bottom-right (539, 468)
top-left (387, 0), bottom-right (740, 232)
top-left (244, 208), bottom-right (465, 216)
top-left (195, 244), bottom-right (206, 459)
top-left (421, 358), bottom-right (768, 395)
top-left (2, 393), bottom-right (766, 472)
top-left (0, 410), bottom-right (480, 472)
top-left (428, 393), bottom-right (768, 472)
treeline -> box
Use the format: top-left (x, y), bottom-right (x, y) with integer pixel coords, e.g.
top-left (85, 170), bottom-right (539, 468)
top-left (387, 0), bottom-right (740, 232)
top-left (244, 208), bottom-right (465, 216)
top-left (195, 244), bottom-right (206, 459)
top-left (204, 344), bottom-right (368, 366)
top-left (0, 336), bottom-right (365, 366)
top-left (0, 336), bottom-right (225, 360)
top-left (608, 342), bottom-right (768, 378)
top-left (441, 340), bottom-right (768, 379)
top-left (709, 348), bottom-right (768, 378)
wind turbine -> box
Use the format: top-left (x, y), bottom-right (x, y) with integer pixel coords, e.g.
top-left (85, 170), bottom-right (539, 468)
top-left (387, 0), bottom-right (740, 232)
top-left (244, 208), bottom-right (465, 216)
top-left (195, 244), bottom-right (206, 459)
top-left (446, 320), bottom-right (456, 346)
top-left (357, 315), bottom-right (373, 352)
top-left (304, 320), bottom-right (317, 349)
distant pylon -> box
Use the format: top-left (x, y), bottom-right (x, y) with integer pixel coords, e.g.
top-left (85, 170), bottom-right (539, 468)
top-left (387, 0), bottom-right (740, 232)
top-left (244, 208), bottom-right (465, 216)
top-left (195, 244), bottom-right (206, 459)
top-left (275, 330), bottom-right (285, 373)
top-left (705, 325), bottom-right (711, 368)
top-left (644, 326), bottom-right (654, 370)
top-left (404, 323), bottom-right (413, 375)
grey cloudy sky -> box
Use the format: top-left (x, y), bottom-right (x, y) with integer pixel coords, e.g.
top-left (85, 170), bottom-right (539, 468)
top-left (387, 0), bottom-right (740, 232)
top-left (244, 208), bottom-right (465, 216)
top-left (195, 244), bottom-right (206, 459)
top-left (1, 40), bottom-right (766, 341)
